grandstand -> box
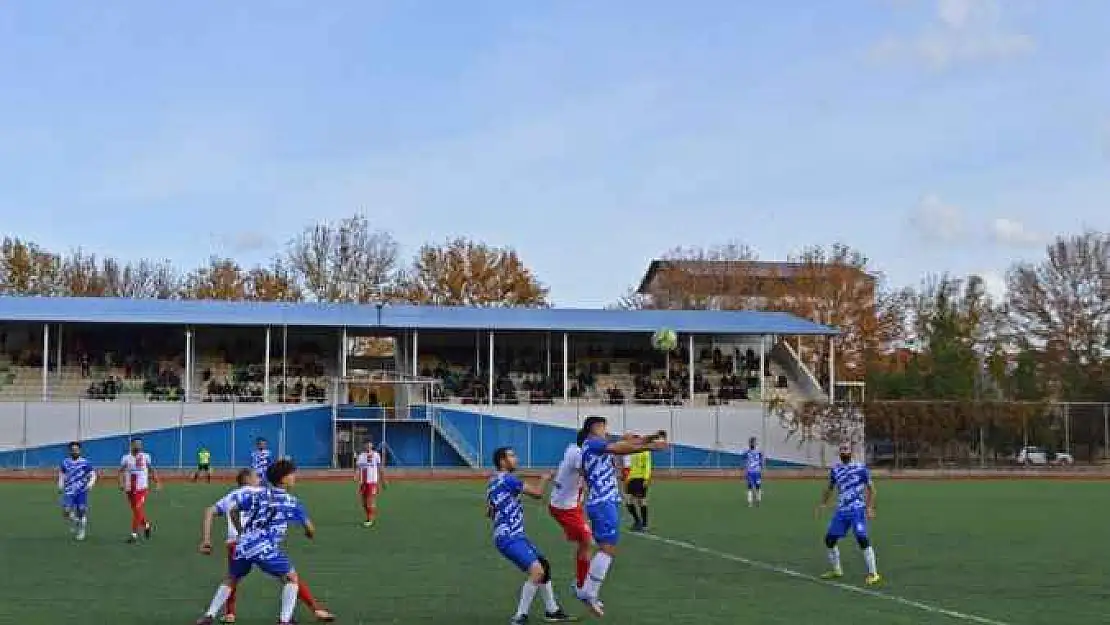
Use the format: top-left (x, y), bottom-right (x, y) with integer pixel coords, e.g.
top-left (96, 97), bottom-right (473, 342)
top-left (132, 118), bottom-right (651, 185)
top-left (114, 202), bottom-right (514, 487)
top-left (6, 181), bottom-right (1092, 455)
top-left (0, 296), bottom-right (839, 470)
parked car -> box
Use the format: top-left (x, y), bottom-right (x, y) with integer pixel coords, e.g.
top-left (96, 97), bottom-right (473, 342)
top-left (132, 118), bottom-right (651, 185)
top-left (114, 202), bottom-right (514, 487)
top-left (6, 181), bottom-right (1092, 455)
top-left (1016, 446), bottom-right (1074, 466)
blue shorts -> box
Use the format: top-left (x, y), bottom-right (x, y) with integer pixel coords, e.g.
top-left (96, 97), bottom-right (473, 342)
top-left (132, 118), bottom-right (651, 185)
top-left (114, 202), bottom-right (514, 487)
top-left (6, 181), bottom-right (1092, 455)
top-left (746, 471), bottom-right (762, 489)
top-left (586, 501), bottom-right (621, 546)
top-left (826, 509), bottom-right (868, 541)
top-left (228, 551), bottom-right (295, 580)
top-left (496, 536), bottom-right (541, 572)
top-left (61, 491), bottom-right (88, 510)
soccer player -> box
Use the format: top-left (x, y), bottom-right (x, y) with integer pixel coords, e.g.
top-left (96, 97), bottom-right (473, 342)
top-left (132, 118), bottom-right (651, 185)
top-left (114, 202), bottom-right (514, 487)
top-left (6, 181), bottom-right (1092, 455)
top-left (743, 437), bottom-right (765, 508)
top-left (354, 439), bottom-right (385, 527)
top-left (816, 442), bottom-right (880, 586)
top-left (193, 446), bottom-right (213, 483)
top-left (200, 468), bottom-right (335, 624)
top-left (549, 435), bottom-right (592, 590)
top-left (58, 441), bottom-right (96, 541)
top-left (624, 444), bottom-right (652, 532)
top-left (119, 437), bottom-right (160, 543)
top-left (195, 459), bottom-right (330, 625)
top-left (487, 446), bottom-right (576, 624)
top-left (575, 416), bottom-right (667, 617)
top-left (251, 438), bottom-right (272, 485)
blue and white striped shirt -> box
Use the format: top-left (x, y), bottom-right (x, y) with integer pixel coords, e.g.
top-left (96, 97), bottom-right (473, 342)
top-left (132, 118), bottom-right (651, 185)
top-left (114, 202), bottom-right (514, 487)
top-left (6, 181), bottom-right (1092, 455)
top-left (486, 471), bottom-right (526, 544)
top-left (829, 463), bottom-right (871, 513)
top-left (581, 437), bottom-right (621, 507)
top-left (219, 486), bottom-right (308, 559)
top-left (60, 457), bottom-right (95, 495)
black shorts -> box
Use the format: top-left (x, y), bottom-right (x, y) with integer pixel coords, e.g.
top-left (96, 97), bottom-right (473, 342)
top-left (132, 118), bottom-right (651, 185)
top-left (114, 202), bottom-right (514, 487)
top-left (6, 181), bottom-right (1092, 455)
top-left (197, 463), bottom-right (211, 472)
top-left (626, 478), bottom-right (648, 498)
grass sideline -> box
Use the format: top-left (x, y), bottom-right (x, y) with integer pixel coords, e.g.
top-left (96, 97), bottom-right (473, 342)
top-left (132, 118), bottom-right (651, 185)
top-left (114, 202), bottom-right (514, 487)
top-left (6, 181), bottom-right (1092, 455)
top-left (2, 479), bottom-right (1104, 624)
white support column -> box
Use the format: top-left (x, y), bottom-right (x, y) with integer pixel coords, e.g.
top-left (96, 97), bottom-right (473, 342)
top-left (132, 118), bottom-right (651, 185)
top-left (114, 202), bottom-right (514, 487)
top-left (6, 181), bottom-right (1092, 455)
top-left (687, 334), bottom-right (695, 402)
top-left (545, 333), bottom-right (552, 379)
top-left (488, 331), bottom-right (495, 406)
top-left (475, 331), bottom-right (481, 374)
top-left (339, 327), bottom-right (348, 378)
top-left (263, 326), bottom-right (271, 403)
top-left (412, 330), bottom-right (419, 377)
top-left (282, 325), bottom-right (289, 401)
top-left (828, 336), bottom-right (836, 403)
top-left (184, 328), bottom-right (193, 403)
top-left (41, 323), bottom-right (49, 400)
top-left (562, 332), bottom-right (569, 403)
top-left (55, 324), bottom-right (63, 379)
top-left (758, 335), bottom-right (766, 402)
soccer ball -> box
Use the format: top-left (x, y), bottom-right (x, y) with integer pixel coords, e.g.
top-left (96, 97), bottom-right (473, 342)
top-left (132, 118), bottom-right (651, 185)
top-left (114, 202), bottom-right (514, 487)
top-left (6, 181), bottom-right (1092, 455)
top-left (651, 328), bottom-right (678, 352)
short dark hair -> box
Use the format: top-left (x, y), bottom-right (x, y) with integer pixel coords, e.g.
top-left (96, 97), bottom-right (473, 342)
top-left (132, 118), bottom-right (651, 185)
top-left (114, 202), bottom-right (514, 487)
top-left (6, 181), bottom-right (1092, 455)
top-left (256, 437), bottom-right (266, 444)
top-left (266, 458), bottom-right (296, 486)
top-left (578, 416), bottom-right (606, 445)
top-left (492, 446), bottom-right (513, 469)
top-left (68, 441), bottom-right (81, 448)
top-left (235, 468), bottom-right (254, 486)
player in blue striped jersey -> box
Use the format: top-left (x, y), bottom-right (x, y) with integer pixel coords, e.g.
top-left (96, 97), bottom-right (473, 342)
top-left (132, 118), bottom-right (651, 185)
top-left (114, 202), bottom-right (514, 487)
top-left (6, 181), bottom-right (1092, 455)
top-left (574, 416), bottom-right (667, 617)
top-left (816, 442), bottom-right (881, 585)
top-left (487, 447), bottom-right (575, 624)
top-left (743, 437), bottom-right (765, 508)
top-left (251, 438), bottom-right (273, 485)
top-left (195, 459), bottom-right (322, 625)
top-left (58, 441), bottom-right (96, 541)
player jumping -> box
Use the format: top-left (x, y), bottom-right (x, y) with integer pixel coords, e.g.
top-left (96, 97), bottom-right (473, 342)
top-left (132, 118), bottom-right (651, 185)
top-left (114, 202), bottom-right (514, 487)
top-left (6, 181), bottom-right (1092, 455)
top-left (119, 437), bottom-right (159, 543)
top-left (354, 439), bottom-right (385, 527)
top-left (744, 437), bottom-right (765, 508)
top-left (200, 468), bottom-right (335, 623)
top-left (816, 442), bottom-right (881, 586)
top-left (487, 446), bottom-right (577, 624)
top-left (549, 435), bottom-right (592, 590)
top-left (575, 416), bottom-right (667, 617)
top-left (58, 441), bottom-right (96, 541)
top-left (195, 459), bottom-right (328, 625)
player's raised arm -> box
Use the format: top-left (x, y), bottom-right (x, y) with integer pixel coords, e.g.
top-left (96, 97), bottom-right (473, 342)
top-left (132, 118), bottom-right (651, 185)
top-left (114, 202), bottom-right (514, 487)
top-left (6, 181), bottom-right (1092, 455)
top-left (605, 430), bottom-right (668, 456)
top-left (520, 472), bottom-right (552, 499)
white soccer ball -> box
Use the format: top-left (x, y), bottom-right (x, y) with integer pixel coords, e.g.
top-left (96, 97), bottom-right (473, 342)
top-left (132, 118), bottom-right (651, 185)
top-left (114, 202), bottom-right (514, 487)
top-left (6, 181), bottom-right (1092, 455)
top-left (651, 328), bottom-right (678, 352)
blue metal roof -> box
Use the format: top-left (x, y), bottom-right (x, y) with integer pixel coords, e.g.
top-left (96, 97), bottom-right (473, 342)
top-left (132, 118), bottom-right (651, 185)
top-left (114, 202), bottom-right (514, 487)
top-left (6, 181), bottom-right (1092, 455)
top-left (0, 297), bottom-right (838, 336)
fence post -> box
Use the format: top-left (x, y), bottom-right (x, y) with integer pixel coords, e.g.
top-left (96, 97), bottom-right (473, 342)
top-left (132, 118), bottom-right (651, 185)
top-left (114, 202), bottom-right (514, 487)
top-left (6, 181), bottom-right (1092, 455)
top-left (280, 404), bottom-right (288, 460)
top-left (478, 413), bottom-right (484, 469)
top-left (230, 401), bottom-right (237, 468)
top-left (177, 401), bottom-right (185, 469)
top-left (75, 399), bottom-right (82, 445)
top-left (21, 401), bottom-right (28, 470)
top-left (669, 407), bottom-right (676, 470)
top-left (979, 426), bottom-right (986, 468)
top-left (714, 405), bottom-right (721, 469)
top-left (526, 414), bottom-right (533, 469)
top-left (1103, 403), bottom-right (1109, 461)
top-left (1064, 402), bottom-right (1071, 454)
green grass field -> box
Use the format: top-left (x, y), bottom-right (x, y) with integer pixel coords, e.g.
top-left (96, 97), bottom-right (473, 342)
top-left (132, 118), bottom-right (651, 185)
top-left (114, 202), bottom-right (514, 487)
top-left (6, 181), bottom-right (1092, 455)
top-left (0, 478), bottom-right (1104, 625)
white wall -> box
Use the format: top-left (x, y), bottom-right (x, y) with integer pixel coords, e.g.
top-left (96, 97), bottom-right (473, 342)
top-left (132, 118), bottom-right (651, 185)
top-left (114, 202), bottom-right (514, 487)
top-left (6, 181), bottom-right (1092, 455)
top-left (445, 402), bottom-right (837, 467)
top-left (0, 401), bottom-right (296, 451)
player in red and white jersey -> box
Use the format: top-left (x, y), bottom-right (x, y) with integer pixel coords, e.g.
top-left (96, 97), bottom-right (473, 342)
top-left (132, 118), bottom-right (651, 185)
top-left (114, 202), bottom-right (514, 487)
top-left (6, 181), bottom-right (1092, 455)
top-left (118, 437), bottom-right (160, 543)
top-left (548, 434), bottom-right (593, 589)
top-left (354, 440), bottom-right (386, 527)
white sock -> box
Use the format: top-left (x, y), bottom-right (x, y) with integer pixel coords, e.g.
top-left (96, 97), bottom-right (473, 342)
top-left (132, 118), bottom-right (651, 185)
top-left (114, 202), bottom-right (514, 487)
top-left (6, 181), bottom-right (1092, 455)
top-left (863, 546), bottom-right (878, 575)
top-left (205, 584), bottom-right (233, 617)
top-left (78, 517), bottom-right (88, 532)
top-left (754, 490), bottom-right (762, 503)
top-left (516, 581), bottom-right (539, 617)
top-left (280, 582), bottom-right (298, 622)
top-left (827, 547), bottom-right (842, 572)
top-left (582, 552), bottom-right (613, 597)
top-left (540, 581), bottom-right (560, 613)
top-left (746, 491), bottom-right (753, 505)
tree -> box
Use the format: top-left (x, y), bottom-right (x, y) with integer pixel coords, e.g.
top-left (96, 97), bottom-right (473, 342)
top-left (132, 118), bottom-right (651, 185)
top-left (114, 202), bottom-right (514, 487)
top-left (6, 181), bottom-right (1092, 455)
top-left (286, 214), bottom-right (400, 303)
top-left (101, 258), bottom-right (181, 299)
top-left (246, 259), bottom-right (303, 302)
top-left (398, 237), bottom-right (549, 307)
top-left (633, 242), bottom-right (763, 310)
top-left (181, 257), bottom-right (249, 301)
top-left (60, 249), bottom-right (110, 297)
top-left (1004, 231), bottom-right (1110, 399)
top-left (0, 237), bottom-right (62, 295)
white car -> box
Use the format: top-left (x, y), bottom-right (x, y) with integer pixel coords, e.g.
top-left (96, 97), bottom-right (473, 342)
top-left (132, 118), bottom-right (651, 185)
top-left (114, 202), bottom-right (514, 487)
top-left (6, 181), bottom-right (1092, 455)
top-left (1016, 446), bottom-right (1074, 466)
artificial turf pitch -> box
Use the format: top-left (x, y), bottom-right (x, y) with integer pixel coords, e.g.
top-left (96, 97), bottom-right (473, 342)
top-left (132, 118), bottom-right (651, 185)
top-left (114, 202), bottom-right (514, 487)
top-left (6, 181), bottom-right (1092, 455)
top-left (0, 478), bottom-right (1103, 625)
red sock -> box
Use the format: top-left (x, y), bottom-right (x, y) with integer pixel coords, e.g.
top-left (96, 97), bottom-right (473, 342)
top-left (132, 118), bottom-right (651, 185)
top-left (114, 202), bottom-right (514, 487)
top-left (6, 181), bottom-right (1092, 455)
top-left (226, 587), bottom-right (238, 615)
top-left (298, 580), bottom-right (319, 610)
top-left (575, 555), bottom-right (590, 588)
top-left (130, 506), bottom-right (141, 533)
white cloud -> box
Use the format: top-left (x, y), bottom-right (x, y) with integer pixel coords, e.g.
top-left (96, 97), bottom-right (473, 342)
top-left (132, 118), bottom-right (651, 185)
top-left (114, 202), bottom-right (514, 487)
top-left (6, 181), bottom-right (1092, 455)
top-left (909, 194), bottom-right (965, 242)
top-left (871, 0), bottom-right (1035, 69)
top-left (976, 269), bottom-right (1008, 301)
top-left (989, 217), bottom-right (1044, 247)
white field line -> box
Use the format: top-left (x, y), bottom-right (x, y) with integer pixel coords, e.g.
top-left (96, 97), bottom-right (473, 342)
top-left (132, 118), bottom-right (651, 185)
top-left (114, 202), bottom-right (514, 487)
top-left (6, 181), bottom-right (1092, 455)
top-left (633, 532), bottom-right (1013, 625)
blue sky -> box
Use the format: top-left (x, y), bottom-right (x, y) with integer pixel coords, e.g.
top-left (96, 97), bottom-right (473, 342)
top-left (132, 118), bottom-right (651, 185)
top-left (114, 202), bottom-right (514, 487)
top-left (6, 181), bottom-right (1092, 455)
top-left (0, 0), bottom-right (1106, 306)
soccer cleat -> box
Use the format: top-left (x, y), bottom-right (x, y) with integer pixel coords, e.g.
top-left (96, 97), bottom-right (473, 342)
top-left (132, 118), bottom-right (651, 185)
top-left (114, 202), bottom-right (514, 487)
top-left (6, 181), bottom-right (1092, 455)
top-left (219, 615), bottom-right (236, 624)
top-left (313, 608), bottom-right (337, 622)
top-left (362, 520), bottom-right (375, 528)
top-left (864, 573), bottom-right (882, 586)
top-left (144, 522), bottom-right (153, 539)
top-left (820, 570), bottom-right (844, 580)
top-left (510, 616), bottom-right (529, 625)
top-left (196, 617), bottom-right (215, 625)
top-left (544, 609), bottom-right (578, 622)
top-left (127, 534), bottom-right (139, 544)
top-left (75, 530), bottom-right (86, 542)
top-left (572, 588), bottom-right (604, 618)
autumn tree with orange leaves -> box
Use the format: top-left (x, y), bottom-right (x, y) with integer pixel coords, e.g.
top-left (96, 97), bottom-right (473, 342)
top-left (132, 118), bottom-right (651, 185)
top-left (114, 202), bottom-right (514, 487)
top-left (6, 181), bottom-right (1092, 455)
top-left (397, 237), bottom-right (549, 307)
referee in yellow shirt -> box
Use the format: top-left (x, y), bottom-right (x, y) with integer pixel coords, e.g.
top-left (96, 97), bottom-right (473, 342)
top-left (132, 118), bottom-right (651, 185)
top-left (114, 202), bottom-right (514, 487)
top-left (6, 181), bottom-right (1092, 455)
top-left (625, 447), bottom-right (652, 532)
